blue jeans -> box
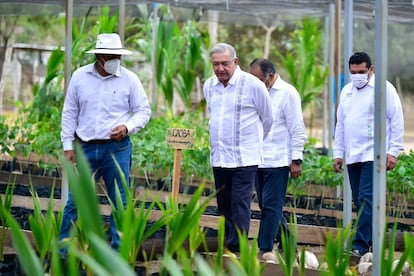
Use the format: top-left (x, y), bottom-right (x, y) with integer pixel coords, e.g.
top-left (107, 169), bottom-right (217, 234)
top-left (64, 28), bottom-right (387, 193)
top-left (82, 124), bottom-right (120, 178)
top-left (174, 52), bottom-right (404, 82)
top-left (59, 137), bottom-right (132, 253)
top-left (255, 167), bottom-right (290, 252)
top-left (213, 166), bottom-right (258, 252)
top-left (347, 161), bottom-right (373, 254)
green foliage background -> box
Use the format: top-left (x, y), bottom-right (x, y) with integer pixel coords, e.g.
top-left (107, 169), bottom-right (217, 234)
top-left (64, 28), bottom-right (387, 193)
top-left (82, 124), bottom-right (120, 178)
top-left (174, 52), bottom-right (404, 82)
top-left (0, 5), bottom-right (413, 202)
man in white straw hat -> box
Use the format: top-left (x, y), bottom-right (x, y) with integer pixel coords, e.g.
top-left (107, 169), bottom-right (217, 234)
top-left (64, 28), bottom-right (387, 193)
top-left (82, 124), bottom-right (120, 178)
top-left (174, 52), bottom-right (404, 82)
top-left (59, 33), bottom-right (151, 254)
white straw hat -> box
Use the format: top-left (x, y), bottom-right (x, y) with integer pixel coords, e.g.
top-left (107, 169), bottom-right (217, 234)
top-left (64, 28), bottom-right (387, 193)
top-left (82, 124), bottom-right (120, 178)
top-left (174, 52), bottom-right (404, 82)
top-left (87, 33), bottom-right (132, 55)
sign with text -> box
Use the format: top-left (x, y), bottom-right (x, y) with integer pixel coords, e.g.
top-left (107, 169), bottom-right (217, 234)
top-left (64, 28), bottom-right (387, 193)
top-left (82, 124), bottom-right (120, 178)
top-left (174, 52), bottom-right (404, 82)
top-left (166, 128), bottom-right (195, 149)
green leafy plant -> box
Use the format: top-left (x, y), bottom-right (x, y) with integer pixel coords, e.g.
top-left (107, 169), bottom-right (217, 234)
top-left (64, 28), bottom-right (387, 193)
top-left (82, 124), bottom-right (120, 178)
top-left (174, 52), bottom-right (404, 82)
top-left (137, 5), bottom-right (210, 112)
top-left (162, 182), bottom-right (215, 259)
top-left (405, 233), bottom-right (414, 271)
top-left (28, 180), bottom-right (63, 265)
top-left (3, 146), bottom-right (136, 275)
top-left (380, 222), bottom-right (413, 276)
top-left (3, 210), bottom-right (45, 275)
top-left (226, 232), bottom-right (265, 276)
top-left (321, 223), bottom-right (355, 276)
top-left (276, 215), bottom-right (299, 276)
top-left (108, 159), bottom-right (176, 266)
top-left (131, 110), bottom-right (212, 186)
top-left (386, 150), bottom-right (414, 216)
top-left (288, 140), bottom-right (343, 208)
top-left (276, 17), bottom-right (328, 133)
top-left (8, 6), bottom-right (118, 169)
top-left (0, 115), bottom-right (18, 156)
top-left (0, 179), bottom-right (15, 261)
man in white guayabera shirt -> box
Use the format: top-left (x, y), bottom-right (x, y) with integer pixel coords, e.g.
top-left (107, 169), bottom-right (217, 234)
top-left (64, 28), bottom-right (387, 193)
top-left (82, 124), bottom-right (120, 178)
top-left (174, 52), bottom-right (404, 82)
top-left (203, 43), bottom-right (273, 253)
top-left (250, 58), bottom-right (307, 263)
top-left (333, 52), bottom-right (404, 257)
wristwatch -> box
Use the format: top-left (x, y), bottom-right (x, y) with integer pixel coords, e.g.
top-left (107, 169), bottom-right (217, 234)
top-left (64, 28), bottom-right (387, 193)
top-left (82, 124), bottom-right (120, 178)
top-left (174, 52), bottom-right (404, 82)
top-left (292, 159), bottom-right (302, 165)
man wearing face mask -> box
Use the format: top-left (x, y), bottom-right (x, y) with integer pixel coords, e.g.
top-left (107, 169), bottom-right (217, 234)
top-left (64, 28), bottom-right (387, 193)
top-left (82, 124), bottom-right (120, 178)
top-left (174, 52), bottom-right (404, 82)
top-left (333, 52), bottom-right (404, 257)
top-left (249, 58), bottom-right (307, 262)
top-left (59, 33), bottom-right (151, 253)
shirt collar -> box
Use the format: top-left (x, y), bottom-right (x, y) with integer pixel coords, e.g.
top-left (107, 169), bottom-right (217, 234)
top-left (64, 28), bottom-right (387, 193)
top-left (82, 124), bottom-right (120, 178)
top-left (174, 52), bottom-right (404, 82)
top-left (367, 73), bottom-right (375, 87)
top-left (269, 75), bottom-right (283, 91)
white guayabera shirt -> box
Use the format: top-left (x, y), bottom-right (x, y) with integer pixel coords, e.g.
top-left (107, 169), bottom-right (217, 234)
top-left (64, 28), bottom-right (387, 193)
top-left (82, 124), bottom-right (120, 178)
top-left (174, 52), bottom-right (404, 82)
top-left (334, 74), bottom-right (404, 164)
top-left (203, 66), bottom-right (273, 168)
top-left (260, 77), bottom-right (307, 168)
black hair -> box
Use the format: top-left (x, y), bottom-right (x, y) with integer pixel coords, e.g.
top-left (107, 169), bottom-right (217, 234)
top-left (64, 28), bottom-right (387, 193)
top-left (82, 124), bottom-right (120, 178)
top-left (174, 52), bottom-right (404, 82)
top-left (249, 58), bottom-right (276, 75)
top-left (349, 52), bottom-right (372, 68)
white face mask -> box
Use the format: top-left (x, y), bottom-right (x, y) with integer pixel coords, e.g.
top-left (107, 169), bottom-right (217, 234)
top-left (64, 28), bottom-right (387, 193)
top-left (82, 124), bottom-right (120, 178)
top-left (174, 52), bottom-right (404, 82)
top-left (103, 59), bottom-right (120, 75)
top-left (350, 73), bottom-right (369, 89)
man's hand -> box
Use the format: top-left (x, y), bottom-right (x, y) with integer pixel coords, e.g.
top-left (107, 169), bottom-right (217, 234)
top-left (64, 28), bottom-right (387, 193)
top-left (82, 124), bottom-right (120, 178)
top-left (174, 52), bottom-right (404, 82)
top-left (64, 150), bottom-right (76, 164)
top-left (334, 158), bottom-right (343, 173)
top-left (386, 154), bottom-right (398, 171)
top-left (110, 125), bottom-right (128, 141)
top-left (290, 163), bottom-right (302, 178)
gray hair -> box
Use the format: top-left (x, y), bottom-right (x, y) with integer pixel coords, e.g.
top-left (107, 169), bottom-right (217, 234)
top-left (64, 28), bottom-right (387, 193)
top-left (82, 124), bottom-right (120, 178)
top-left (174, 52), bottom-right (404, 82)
top-left (209, 43), bottom-right (237, 60)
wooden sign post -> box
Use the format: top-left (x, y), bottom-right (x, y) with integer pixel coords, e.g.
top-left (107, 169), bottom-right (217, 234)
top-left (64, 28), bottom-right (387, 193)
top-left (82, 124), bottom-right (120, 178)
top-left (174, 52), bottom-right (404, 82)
top-left (166, 128), bottom-right (195, 199)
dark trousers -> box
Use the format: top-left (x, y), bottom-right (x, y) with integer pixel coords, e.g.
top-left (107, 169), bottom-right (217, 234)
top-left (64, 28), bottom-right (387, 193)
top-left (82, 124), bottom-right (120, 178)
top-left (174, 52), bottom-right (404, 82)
top-left (347, 161), bottom-right (373, 254)
top-left (213, 165), bottom-right (258, 252)
top-left (255, 167), bottom-right (290, 252)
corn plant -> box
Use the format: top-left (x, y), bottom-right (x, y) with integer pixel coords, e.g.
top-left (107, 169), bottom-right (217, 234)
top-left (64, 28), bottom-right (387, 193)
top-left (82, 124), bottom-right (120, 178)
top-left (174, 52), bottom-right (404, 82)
top-left (213, 216), bottom-right (226, 273)
top-left (162, 183), bottom-right (215, 261)
top-left (380, 222), bottom-right (414, 276)
top-left (226, 231), bottom-right (265, 276)
top-left (136, 5), bottom-right (210, 112)
top-left (0, 179), bottom-right (15, 261)
top-left (108, 157), bottom-right (176, 266)
top-left (3, 210), bottom-right (45, 275)
top-left (74, 233), bottom-right (136, 276)
top-left (28, 180), bottom-right (62, 264)
top-left (405, 233), bottom-right (414, 270)
top-left (276, 215), bottom-right (299, 276)
top-left (321, 223), bottom-right (355, 276)
top-left (296, 247), bottom-right (306, 276)
top-left (276, 17), bottom-right (328, 133)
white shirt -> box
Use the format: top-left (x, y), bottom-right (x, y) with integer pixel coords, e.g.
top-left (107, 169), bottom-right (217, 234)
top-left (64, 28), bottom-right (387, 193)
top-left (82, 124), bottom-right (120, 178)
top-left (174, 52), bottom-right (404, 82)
top-left (333, 74), bottom-right (404, 164)
top-left (203, 66), bottom-right (273, 168)
top-left (61, 63), bottom-right (151, 151)
top-left (260, 77), bottom-right (307, 168)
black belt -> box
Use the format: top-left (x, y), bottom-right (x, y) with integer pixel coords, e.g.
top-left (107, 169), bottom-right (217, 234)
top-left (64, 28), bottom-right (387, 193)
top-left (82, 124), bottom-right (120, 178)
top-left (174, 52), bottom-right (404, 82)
top-left (75, 133), bottom-right (113, 144)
